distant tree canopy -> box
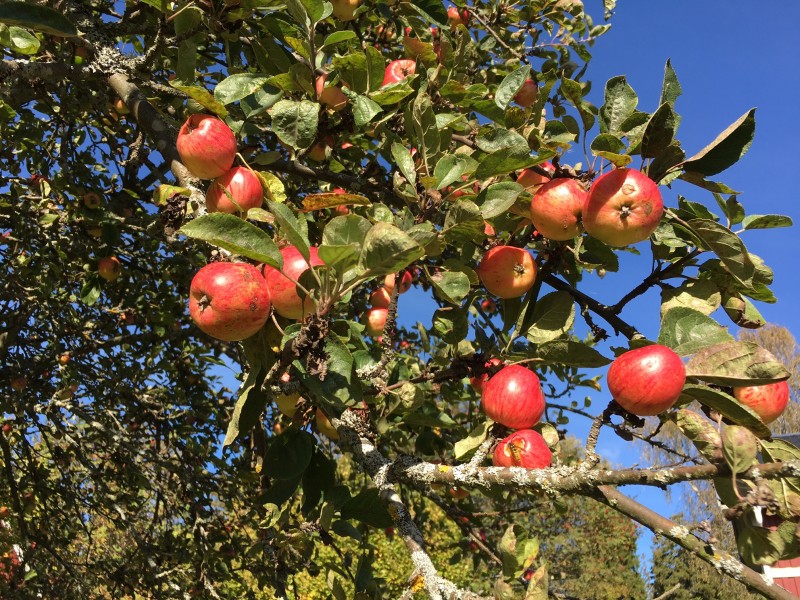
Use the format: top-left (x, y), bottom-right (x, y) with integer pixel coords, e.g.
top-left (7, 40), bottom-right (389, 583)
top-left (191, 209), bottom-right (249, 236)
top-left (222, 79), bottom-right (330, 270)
top-left (0, 1), bottom-right (797, 599)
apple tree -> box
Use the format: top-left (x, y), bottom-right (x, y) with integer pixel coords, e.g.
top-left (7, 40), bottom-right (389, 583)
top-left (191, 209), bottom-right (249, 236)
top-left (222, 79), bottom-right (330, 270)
top-left (0, 0), bottom-right (797, 598)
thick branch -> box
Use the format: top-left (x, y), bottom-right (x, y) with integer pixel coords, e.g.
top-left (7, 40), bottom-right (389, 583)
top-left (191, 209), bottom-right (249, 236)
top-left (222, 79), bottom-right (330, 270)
top-left (592, 485), bottom-right (796, 600)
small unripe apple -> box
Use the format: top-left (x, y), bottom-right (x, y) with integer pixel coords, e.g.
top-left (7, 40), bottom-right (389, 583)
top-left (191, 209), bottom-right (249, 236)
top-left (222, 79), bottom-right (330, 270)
top-left (607, 344), bottom-right (685, 416)
top-left (315, 408), bottom-right (339, 440)
top-left (82, 192), bottom-right (102, 209)
top-left (513, 78), bottom-right (538, 108)
top-left (383, 271), bottom-right (412, 295)
top-left (363, 307), bottom-right (388, 337)
top-left (276, 392), bottom-right (300, 418)
top-left (98, 256), bottom-right (122, 281)
top-left (477, 246), bottom-right (537, 299)
top-left (315, 75), bottom-right (348, 111)
top-left (530, 178), bottom-right (587, 241)
top-left (583, 168), bottom-right (663, 247)
top-left (331, 0), bottom-right (361, 21)
top-left (263, 246), bottom-right (325, 320)
top-left (482, 365), bottom-right (545, 429)
top-left (176, 114), bottom-right (237, 179)
top-left (493, 429), bottom-right (552, 469)
top-left (370, 287), bottom-right (392, 308)
top-left (205, 166), bottom-right (263, 215)
top-left (382, 59), bottom-right (417, 86)
top-left (189, 262), bottom-right (271, 341)
top-left (733, 380), bottom-right (790, 424)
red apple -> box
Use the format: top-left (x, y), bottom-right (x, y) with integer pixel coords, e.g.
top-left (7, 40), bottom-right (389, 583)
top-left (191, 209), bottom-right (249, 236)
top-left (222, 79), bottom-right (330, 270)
top-left (382, 59), bottom-right (417, 86)
top-left (482, 365), bottom-right (545, 429)
top-left (480, 298), bottom-right (497, 314)
top-left (477, 246), bottom-right (537, 299)
top-left (370, 287), bottom-right (392, 308)
top-left (98, 256), bottom-right (122, 281)
top-left (331, 0), bottom-right (361, 21)
top-left (447, 486), bottom-right (470, 499)
top-left (333, 187), bottom-right (346, 194)
top-left (189, 262), bottom-right (271, 341)
top-left (384, 271), bottom-right (412, 295)
top-left (205, 166), bottom-right (263, 215)
top-left (113, 97), bottom-right (130, 115)
top-left (315, 408), bottom-right (339, 439)
top-left (517, 162), bottom-right (554, 191)
top-left (583, 168), bottom-right (663, 247)
top-left (470, 357), bottom-right (502, 392)
top-left (363, 307), bottom-right (388, 337)
top-left (315, 75), bottom-right (348, 111)
top-left (447, 6), bottom-right (470, 27)
top-left (308, 136), bottom-right (333, 162)
top-left (177, 115), bottom-right (237, 179)
top-left (607, 344), bottom-right (685, 416)
top-left (530, 178), bottom-right (587, 241)
top-left (493, 430), bottom-right (552, 469)
top-left (82, 192), bottom-right (102, 209)
top-left (263, 246), bottom-right (325, 320)
top-left (733, 380), bottom-right (790, 424)
top-left (513, 78), bottom-right (538, 108)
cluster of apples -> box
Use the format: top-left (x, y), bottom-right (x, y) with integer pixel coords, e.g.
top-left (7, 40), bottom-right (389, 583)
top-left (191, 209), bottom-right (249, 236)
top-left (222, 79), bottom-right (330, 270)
top-left (80, 192), bottom-right (125, 282)
top-left (363, 271), bottom-right (413, 337)
top-left (475, 165), bottom-right (664, 301)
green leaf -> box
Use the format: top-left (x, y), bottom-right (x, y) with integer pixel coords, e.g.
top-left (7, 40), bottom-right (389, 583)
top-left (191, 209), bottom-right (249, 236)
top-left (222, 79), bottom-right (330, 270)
top-left (682, 109), bottom-right (756, 176)
top-left (722, 292), bottom-right (767, 329)
top-left (525, 292), bottom-right (575, 344)
top-left (433, 307), bottom-right (469, 344)
top-left (80, 279), bottom-right (101, 306)
top-left (454, 421), bottom-right (491, 461)
top-left (590, 133), bottom-right (625, 155)
top-left (2, 26), bottom-right (40, 55)
top-left (264, 429), bottom-right (315, 479)
top-left (321, 30), bottom-right (357, 49)
top-left (686, 341), bottom-right (790, 386)
top-left (668, 409), bottom-right (722, 463)
top-left (679, 384), bottom-right (771, 438)
top-left (442, 200), bottom-right (484, 243)
top-left (430, 271), bottom-right (471, 305)
top-left (353, 95), bottom-right (383, 127)
top-left (268, 99), bottom-right (319, 150)
top-left (323, 214), bottom-right (372, 246)
top-left (391, 142), bottom-right (417, 186)
top-left (266, 200), bottom-right (310, 260)
top-left (737, 518), bottom-right (786, 566)
top-left (214, 74), bottom-right (272, 105)
top-left (659, 59), bottom-right (682, 107)
top-left (434, 154), bottom-right (471, 190)
top-left (599, 75), bottom-right (638, 134)
top-left (641, 102), bottom-right (678, 159)
top-left (170, 83), bottom-right (229, 118)
top-left (687, 218), bottom-right (755, 288)
top-left (0, 2), bottom-right (78, 36)
top-left (224, 367), bottom-right (268, 446)
top-left (359, 223), bottom-right (424, 275)
top-left (179, 214), bottom-right (282, 268)
top-left (533, 341), bottom-right (611, 368)
top-left (561, 78), bottom-right (595, 131)
top-left (657, 307), bottom-right (733, 356)
top-left (370, 80), bottom-right (415, 105)
top-left (410, 91), bottom-right (441, 170)
top-left (660, 280), bottom-right (721, 317)
top-left (408, 0), bottom-right (449, 25)
top-left (479, 182), bottom-right (525, 219)
top-left (340, 488), bottom-right (393, 528)
top-left (475, 149), bottom-right (538, 180)
top-left (678, 171), bottom-right (740, 195)
top-left (741, 214), bottom-right (793, 230)
top-left (721, 424), bottom-right (758, 473)
top-left (495, 66), bottom-right (531, 110)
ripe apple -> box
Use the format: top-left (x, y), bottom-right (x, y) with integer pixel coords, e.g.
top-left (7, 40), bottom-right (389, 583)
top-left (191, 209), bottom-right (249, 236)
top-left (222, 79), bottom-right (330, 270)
top-left (315, 75), bottom-right (348, 111)
top-left (382, 59), bottom-right (417, 86)
top-left (447, 6), bottom-right (470, 26)
top-left (82, 192), bottom-right (102, 209)
top-left (370, 287), bottom-right (392, 308)
top-left (480, 298), bottom-right (497, 314)
top-left (10, 377), bottom-right (26, 392)
top-left (189, 262), bottom-right (271, 341)
top-left (482, 365), bottom-right (545, 429)
top-left (59, 352), bottom-right (70, 365)
top-left (0, 506), bottom-right (9, 519)
top-left (517, 162), bottom-right (554, 191)
top-left (493, 430), bottom-right (552, 469)
top-left (469, 357), bottom-right (502, 393)
top-left (530, 178), bottom-right (587, 241)
top-left (176, 114), bottom-right (237, 179)
top-left (308, 136), bottom-right (333, 162)
top-left (363, 307), bottom-right (388, 337)
top-left (447, 486), bottom-right (470, 499)
top-left (113, 97), bottom-right (130, 115)
top-left (205, 166), bottom-right (263, 215)
top-left (383, 271), bottom-right (413, 295)
top-left (98, 256), bottom-right (122, 281)
top-left (513, 78), bottom-right (538, 108)
top-left (263, 246), bottom-right (325, 320)
top-left (607, 344), bottom-right (685, 416)
top-left (583, 168), bottom-right (663, 247)
top-left (331, 0), bottom-right (361, 21)
top-left (315, 408), bottom-right (339, 440)
top-left (477, 246), bottom-right (537, 299)
top-left (733, 380), bottom-right (790, 424)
